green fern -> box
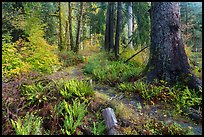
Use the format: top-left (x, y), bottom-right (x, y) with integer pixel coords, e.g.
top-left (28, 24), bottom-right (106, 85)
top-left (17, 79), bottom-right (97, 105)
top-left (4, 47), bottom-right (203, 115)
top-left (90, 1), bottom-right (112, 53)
top-left (61, 99), bottom-right (88, 135)
top-left (10, 113), bottom-right (42, 135)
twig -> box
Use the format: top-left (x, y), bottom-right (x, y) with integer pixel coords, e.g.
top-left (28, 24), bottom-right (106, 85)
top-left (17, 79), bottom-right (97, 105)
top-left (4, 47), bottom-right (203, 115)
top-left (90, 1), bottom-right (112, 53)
top-left (124, 46), bottom-right (149, 63)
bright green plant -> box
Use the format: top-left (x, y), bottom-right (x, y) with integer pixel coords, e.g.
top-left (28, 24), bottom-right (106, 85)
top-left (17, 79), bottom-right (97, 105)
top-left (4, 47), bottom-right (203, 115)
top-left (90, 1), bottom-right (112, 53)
top-left (92, 121), bottom-right (106, 135)
top-left (61, 99), bottom-right (88, 135)
top-left (55, 79), bottom-right (94, 100)
top-left (10, 113), bottom-right (42, 135)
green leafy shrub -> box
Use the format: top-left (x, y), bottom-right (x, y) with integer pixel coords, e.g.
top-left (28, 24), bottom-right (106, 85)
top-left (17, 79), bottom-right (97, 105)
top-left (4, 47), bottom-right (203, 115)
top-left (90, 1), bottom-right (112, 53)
top-left (2, 32), bottom-right (61, 78)
top-left (60, 99), bottom-right (88, 135)
top-left (55, 79), bottom-right (94, 100)
top-left (10, 113), bottom-right (42, 135)
top-left (2, 35), bottom-right (31, 78)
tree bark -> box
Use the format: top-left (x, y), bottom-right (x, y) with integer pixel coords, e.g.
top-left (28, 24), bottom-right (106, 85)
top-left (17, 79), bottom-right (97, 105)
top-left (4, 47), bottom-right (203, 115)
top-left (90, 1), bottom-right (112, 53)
top-left (58, 2), bottom-right (63, 51)
top-left (65, 20), bottom-right (69, 51)
top-left (105, 2), bottom-right (111, 51)
top-left (68, 2), bottom-right (74, 51)
top-left (128, 2), bottom-right (133, 48)
top-left (144, 2), bottom-right (202, 91)
top-left (109, 2), bottom-right (115, 52)
top-left (75, 2), bottom-right (84, 53)
top-left (115, 2), bottom-right (121, 59)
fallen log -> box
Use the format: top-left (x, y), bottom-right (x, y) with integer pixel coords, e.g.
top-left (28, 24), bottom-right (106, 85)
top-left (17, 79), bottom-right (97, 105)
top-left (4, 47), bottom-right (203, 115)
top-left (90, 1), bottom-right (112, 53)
top-left (102, 107), bottom-right (119, 135)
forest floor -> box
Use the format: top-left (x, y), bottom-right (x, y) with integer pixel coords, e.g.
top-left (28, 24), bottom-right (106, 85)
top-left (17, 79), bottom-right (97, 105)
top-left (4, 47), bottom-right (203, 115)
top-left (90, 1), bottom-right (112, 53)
top-left (2, 47), bottom-right (202, 135)
top-left (43, 52), bottom-right (202, 135)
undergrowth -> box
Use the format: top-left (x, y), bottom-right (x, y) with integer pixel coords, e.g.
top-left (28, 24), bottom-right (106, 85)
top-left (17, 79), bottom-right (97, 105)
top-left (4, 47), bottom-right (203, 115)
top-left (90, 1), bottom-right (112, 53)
top-left (83, 52), bottom-right (144, 85)
top-left (117, 80), bottom-right (202, 113)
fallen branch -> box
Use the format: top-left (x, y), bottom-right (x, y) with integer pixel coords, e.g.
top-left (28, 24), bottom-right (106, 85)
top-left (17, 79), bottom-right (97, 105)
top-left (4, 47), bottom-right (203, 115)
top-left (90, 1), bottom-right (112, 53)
top-left (124, 45), bottom-right (149, 63)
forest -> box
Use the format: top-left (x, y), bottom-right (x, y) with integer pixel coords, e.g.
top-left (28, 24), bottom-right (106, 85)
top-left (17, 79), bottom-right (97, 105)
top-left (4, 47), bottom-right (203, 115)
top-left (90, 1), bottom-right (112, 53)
top-left (2, 2), bottom-right (202, 135)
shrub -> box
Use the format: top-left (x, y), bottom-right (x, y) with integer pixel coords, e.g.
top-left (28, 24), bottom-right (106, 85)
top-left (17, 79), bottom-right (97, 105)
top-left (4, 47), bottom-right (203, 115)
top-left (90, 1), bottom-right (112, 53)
top-left (2, 33), bottom-right (61, 79)
top-left (10, 113), bottom-right (42, 135)
top-left (2, 35), bottom-right (31, 78)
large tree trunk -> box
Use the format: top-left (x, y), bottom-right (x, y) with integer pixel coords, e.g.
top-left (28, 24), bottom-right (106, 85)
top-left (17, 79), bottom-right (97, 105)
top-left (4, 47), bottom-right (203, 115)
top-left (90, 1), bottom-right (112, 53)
top-left (58, 2), bottom-right (63, 51)
top-left (68, 2), bottom-right (74, 51)
top-left (105, 2), bottom-right (110, 51)
top-left (75, 2), bottom-right (84, 53)
top-left (145, 2), bottom-right (201, 91)
top-left (128, 2), bottom-right (133, 48)
top-left (115, 2), bottom-right (121, 59)
top-left (109, 2), bottom-right (115, 52)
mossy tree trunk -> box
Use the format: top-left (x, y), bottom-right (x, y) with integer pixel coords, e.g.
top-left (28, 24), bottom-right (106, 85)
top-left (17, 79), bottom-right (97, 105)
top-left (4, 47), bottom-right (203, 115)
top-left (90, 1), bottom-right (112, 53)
top-left (58, 2), bottom-right (63, 51)
top-left (68, 2), bottom-right (74, 51)
top-left (75, 2), bottom-right (84, 53)
top-left (144, 2), bottom-right (201, 91)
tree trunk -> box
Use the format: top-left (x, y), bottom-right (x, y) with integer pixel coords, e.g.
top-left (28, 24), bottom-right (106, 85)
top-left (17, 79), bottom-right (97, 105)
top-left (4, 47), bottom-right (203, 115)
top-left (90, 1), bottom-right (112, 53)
top-left (105, 2), bottom-right (111, 51)
top-left (115, 2), bottom-right (121, 59)
top-left (68, 2), bottom-right (74, 51)
top-left (144, 2), bottom-right (202, 91)
top-left (109, 2), bottom-right (115, 52)
top-left (128, 2), bottom-right (133, 48)
top-left (65, 20), bottom-right (69, 51)
top-left (58, 2), bottom-right (63, 51)
top-left (75, 2), bottom-right (84, 53)
top-left (185, 2), bottom-right (188, 45)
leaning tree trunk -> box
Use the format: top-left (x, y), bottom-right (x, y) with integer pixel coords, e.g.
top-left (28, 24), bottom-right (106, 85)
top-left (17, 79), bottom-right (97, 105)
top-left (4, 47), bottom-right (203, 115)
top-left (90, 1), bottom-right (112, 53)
top-left (145, 2), bottom-right (201, 91)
